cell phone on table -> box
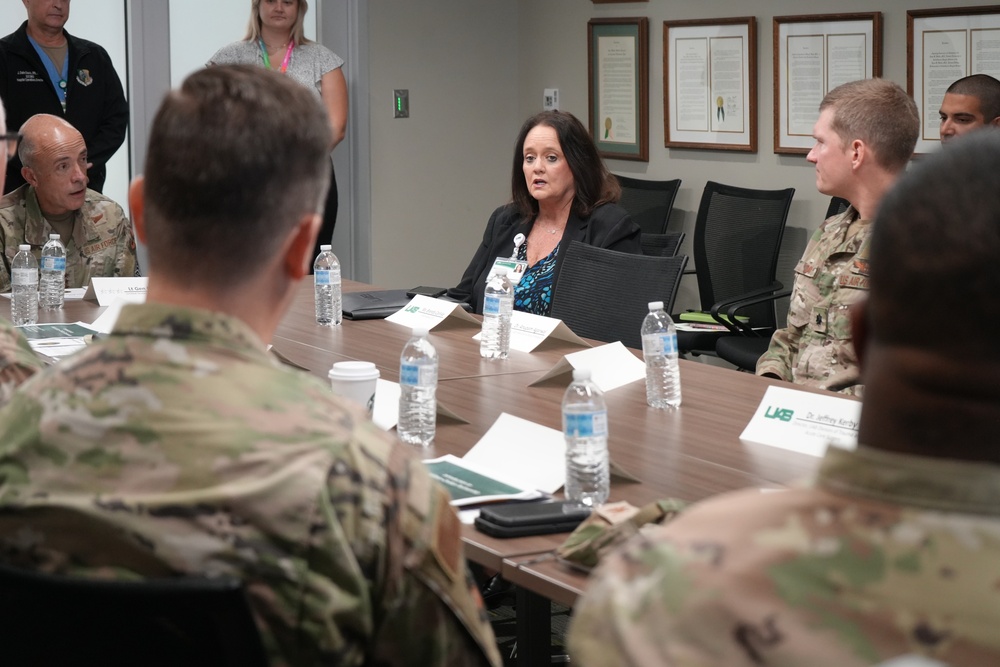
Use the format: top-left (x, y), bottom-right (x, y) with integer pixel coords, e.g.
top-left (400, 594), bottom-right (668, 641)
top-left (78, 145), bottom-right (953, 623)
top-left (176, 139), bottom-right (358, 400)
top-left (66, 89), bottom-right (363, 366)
top-left (406, 286), bottom-right (447, 298)
top-left (474, 501), bottom-right (592, 538)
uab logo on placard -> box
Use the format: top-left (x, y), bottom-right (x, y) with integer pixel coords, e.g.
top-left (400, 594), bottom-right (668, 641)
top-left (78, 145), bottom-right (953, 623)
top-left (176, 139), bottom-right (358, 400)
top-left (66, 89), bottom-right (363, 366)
top-left (765, 406), bottom-right (794, 422)
top-left (405, 306), bottom-right (421, 313)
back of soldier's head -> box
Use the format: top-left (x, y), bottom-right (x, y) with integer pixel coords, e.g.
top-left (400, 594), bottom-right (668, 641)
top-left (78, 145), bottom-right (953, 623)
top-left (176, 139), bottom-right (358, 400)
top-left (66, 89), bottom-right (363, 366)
top-left (820, 79), bottom-right (919, 173)
top-left (869, 132), bottom-right (1000, 359)
top-left (946, 73), bottom-right (1000, 122)
top-left (142, 65), bottom-right (332, 289)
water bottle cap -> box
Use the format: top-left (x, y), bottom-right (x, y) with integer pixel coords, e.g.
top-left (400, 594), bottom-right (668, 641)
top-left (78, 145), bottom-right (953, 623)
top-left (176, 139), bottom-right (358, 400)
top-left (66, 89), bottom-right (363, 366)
top-left (320, 244), bottom-right (332, 251)
top-left (572, 368), bottom-right (592, 381)
top-left (411, 327), bottom-right (429, 337)
top-left (18, 244), bottom-right (29, 251)
top-left (648, 301), bottom-right (664, 311)
top-left (49, 233), bottom-right (60, 240)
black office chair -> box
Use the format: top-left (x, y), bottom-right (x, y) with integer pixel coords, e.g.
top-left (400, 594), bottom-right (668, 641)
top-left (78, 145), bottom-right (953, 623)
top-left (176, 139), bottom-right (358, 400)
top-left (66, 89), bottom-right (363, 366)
top-left (640, 231), bottom-right (685, 257)
top-left (676, 181), bottom-right (795, 357)
top-left (614, 175), bottom-right (682, 234)
top-left (826, 195), bottom-right (852, 219)
top-left (0, 563), bottom-right (269, 667)
top-left (550, 241), bottom-right (688, 349)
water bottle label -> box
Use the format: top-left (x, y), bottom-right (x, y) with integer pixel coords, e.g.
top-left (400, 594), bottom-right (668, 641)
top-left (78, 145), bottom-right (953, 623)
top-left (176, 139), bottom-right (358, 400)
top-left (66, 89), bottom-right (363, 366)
top-left (315, 270), bottom-right (332, 286)
top-left (483, 294), bottom-right (501, 315)
top-left (564, 410), bottom-right (608, 437)
top-left (41, 257), bottom-right (66, 271)
top-left (643, 332), bottom-right (677, 356)
top-left (400, 362), bottom-right (437, 387)
top-left (12, 268), bottom-right (38, 286)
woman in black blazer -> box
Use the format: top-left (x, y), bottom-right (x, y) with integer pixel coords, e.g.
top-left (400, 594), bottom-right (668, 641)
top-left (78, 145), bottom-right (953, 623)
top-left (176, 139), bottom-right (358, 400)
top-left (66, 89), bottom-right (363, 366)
top-left (448, 111), bottom-right (640, 315)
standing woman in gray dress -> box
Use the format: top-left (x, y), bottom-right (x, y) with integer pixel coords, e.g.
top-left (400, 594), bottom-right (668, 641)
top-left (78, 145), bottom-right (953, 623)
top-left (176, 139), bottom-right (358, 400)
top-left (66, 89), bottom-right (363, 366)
top-left (209, 0), bottom-right (348, 263)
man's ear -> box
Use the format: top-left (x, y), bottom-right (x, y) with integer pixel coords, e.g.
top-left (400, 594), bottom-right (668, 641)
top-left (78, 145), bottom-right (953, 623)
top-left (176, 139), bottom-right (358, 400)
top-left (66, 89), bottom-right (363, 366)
top-left (128, 176), bottom-right (147, 243)
top-left (283, 213), bottom-right (322, 279)
top-left (850, 298), bottom-right (869, 371)
top-left (21, 165), bottom-right (37, 188)
top-left (850, 139), bottom-right (865, 170)
top-left (990, 116), bottom-right (1000, 128)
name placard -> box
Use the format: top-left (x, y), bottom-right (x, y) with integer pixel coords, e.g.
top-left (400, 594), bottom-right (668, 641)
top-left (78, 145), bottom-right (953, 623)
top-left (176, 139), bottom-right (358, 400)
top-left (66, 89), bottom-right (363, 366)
top-left (385, 295), bottom-right (480, 330)
top-left (740, 385), bottom-right (860, 457)
top-left (83, 277), bottom-right (148, 306)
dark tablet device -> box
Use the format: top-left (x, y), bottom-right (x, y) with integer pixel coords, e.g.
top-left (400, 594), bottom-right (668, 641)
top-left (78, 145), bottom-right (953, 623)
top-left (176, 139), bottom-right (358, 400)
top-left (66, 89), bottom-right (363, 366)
top-left (474, 501), bottom-right (591, 538)
top-left (342, 289), bottom-right (413, 320)
top-left (406, 286), bottom-right (448, 298)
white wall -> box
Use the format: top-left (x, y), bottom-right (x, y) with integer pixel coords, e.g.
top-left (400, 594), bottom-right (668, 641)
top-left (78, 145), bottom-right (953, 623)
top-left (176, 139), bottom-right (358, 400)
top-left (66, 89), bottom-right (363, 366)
top-left (0, 1), bottom-right (129, 212)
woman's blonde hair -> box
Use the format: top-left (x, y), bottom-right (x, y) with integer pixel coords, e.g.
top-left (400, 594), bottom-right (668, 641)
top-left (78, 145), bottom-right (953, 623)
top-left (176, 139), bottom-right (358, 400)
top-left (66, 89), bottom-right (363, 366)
top-left (245, 0), bottom-right (312, 46)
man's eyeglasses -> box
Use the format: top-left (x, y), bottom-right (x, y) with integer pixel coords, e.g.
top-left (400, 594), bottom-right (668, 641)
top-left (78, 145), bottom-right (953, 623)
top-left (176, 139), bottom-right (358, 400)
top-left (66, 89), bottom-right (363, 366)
top-left (2, 133), bottom-right (21, 162)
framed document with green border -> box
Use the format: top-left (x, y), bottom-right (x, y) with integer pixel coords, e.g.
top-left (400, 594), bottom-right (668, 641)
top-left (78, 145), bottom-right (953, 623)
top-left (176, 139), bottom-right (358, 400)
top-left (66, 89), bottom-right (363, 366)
top-left (588, 17), bottom-right (649, 161)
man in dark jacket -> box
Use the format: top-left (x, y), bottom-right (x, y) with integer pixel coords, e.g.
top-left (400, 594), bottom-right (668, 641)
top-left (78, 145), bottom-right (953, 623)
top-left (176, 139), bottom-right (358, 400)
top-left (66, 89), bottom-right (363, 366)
top-left (0, 0), bottom-right (128, 194)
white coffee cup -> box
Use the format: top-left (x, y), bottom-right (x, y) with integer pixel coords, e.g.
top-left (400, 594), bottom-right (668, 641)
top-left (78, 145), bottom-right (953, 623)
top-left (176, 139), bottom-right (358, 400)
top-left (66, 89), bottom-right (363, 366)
top-left (328, 361), bottom-right (380, 412)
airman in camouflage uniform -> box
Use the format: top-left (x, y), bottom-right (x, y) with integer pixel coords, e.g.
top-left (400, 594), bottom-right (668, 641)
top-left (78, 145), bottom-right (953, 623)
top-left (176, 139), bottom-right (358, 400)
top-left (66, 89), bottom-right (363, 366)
top-left (0, 65), bottom-right (500, 666)
top-left (0, 317), bottom-right (40, 405)
top-left (757, 79), bottom-right (919, 397)
top-left (570, 121), bottom-right (1000, 667)
top-left (756, 207), bottom-right (869, 396)
top-left (0, 182), bottom-right (138, 291)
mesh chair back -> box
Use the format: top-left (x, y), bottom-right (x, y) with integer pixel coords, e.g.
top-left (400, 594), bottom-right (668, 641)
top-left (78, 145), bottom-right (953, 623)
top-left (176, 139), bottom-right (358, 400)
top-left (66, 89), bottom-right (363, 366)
top-left (615, 175), bottom-right (682, 234)
top-left (550, 241), bottom-right (688, 349)
top-left (640, 232), bottom-right (684, 257)
top-left (0, 563), bottom-right (268, 667)
top-left (693, 181), bottom-right (794, 329)
top-left (825, 196), bottom-right (851, 219)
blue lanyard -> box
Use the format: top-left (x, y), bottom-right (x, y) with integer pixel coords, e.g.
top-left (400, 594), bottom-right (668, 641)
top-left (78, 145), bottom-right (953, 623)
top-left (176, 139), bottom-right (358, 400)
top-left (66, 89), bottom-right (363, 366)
top-left (27, 35), bottom-right (69, 111)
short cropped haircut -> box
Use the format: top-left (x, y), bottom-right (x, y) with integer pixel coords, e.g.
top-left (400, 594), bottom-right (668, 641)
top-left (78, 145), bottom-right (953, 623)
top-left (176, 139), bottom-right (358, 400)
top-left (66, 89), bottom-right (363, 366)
top-left (142, 65), bottom-right (331, 289)
top-left (245, 0), bottom-right (312, 46)
top-left (510, 110), bottom-right (620, 218)
top-left (820, 79), bottom-right (919, 173)
top-left (869, 131), bottom-right (1000, 358)
top-left (946, 74), bottom-right (1000, 122)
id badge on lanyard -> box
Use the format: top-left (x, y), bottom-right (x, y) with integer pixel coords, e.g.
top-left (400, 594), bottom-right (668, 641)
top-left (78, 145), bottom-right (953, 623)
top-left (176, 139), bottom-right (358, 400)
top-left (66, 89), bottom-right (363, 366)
top-left (488, 257), bottom-right (528, 284)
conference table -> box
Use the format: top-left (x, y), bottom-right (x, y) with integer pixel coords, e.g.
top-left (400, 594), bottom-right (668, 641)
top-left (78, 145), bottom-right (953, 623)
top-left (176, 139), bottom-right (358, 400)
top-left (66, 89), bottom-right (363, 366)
top-left (40, 280), bottom-right (833, 666)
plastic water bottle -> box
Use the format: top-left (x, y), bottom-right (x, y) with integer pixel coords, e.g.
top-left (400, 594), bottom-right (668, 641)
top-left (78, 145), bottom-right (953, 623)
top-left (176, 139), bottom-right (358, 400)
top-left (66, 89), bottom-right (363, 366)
top-left (641, 301), bottom-right (682, 408)
top-left (562, 368), bottom-right (609, 507)
top-left (10, 244), bottom-right (38, 325)
top-left (40, 233), bottom-right (66, 310)
top-left (314, 244), bottom-right (341, 326)
top-left (480, 266), bottom-right (513, 360)
top-left (398, 327), bottom-right (438, 447)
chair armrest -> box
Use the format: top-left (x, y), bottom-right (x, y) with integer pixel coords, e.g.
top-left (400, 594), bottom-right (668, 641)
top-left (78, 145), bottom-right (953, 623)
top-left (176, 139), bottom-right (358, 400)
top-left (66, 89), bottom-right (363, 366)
top-left (709, 281), bottom-right (789, 336)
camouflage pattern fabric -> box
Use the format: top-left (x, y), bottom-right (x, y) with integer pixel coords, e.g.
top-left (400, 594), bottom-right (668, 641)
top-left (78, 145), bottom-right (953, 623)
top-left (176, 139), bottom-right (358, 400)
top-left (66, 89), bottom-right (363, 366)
top-left (568, 445), bottom-right (1000, 666)
top-left (0, 303), bottom-right (500, 667)
top-left (0, 183), bottom-right (139, 292)
top-left (757, 207), bottom-right (869, 396)
top-left (0, 317), bottom-right (42, 406)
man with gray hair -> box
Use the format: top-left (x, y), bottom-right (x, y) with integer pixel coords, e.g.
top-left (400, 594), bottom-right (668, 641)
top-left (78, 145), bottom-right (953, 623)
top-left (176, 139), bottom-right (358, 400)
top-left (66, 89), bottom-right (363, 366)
top-left (0, 113), bottom-right (137, 292)
top-left (0, 65), bottom-right (500, 666)
top-left (757, 78), bottom-right (919, 396)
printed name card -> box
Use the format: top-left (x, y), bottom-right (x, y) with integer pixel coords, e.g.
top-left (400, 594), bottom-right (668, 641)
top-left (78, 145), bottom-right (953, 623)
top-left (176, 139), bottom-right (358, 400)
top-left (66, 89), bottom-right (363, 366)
top-left (472, 311), bottom-right (592, 352)
top-left (740, 385), bottom-right (860, 457)
top-left (385, 295), bottom-right (480, 330)
top-left (83, 277), bottom-right (148, 306)
top-left (529, 341), bottom-right (646, 392)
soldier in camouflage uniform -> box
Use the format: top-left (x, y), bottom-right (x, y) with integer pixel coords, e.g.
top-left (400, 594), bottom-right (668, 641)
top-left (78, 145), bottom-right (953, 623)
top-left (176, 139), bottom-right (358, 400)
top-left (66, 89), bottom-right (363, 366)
top-left (0, 65), bottom-right (500, 667)
top-left (0, 100), bottom-right (43, 403)
top-left (0, 114), bottom-right (138, 292)
top-left (569, 131), bottom-right (1000, 667)
top-left (757, 79), bottom-right (919, 396)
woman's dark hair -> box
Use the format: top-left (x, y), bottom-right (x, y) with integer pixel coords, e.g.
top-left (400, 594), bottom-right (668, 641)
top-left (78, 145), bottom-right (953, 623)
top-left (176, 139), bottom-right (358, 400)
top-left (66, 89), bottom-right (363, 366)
top-left (510, 110), bottom-right (620, 218)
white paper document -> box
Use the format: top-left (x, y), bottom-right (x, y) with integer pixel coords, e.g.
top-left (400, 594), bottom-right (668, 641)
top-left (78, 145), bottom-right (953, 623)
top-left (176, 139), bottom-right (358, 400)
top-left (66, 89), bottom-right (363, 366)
top-left (83, 277), bottom-right (148, 306)
top-left (529, 341), bottom-right (645, 392)
top-left (740, 385), bottom-right (860, 457)
top-left (370, 378), bottom-right (467, 431)
top-left (88, 294), bottom-right (147, 334)
top-left (19, 322), bottom-right (98, 360)
top-left (472, 311), bottom-right (591, 352)
top-left (462, 412), bottom-right (567, 495)
top-left (384, 295), bottom-right (480, 330)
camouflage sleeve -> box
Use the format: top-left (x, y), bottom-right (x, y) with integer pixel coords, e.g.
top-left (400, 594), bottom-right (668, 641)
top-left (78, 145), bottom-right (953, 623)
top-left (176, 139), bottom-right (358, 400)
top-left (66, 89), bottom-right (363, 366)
top-left (0, 218), bottom-right (11, 293)
top-left (0, 317), bottom-right (43, 406)
top-left (114, 211), bottom-right (139, 279)
top-left (755, 314), bottom-right (799, 381)
top-left (328, 421), bottom-right (501, 667)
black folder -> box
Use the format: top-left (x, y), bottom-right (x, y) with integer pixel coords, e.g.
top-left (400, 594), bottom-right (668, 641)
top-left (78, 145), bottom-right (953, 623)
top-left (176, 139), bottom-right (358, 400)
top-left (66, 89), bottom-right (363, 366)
top-left (342, 289), bottom-right (413, 320)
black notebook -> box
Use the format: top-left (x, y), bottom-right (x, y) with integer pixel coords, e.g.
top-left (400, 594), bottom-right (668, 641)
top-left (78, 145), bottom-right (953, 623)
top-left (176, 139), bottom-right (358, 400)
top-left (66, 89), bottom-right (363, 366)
top-left (342, 290), bottom-right (413, 320)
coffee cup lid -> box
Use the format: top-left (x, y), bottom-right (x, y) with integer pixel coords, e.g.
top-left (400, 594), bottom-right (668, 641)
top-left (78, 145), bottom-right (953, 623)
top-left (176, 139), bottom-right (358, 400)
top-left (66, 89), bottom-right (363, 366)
top-left (328, 361), bottom-right (380, 379)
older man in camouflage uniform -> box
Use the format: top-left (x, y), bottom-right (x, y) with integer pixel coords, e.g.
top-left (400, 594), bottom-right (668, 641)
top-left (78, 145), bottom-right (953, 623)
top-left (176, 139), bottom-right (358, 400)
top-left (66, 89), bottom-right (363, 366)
top-left (0, 96), bottom-right (44, 403)
top-left (0, 65), bottom-right (500, 666)
top-left (569, 132), bottom-right (1000, 666)
top-left (757, 79), bottom-right (919, 396)
top-left (0, 113), bottom-right (137, 292)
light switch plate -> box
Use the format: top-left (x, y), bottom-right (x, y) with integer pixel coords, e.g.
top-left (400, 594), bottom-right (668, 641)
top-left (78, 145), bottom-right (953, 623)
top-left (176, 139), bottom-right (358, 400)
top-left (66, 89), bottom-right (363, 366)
top-left (543, 88), bottom-right (559, 110)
